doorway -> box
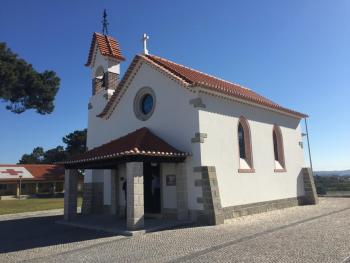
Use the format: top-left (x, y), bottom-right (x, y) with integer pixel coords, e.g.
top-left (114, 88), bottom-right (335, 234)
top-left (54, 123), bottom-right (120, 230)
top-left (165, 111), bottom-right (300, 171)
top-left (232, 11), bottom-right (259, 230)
top-left (143, 162), bottom-right (161, 214)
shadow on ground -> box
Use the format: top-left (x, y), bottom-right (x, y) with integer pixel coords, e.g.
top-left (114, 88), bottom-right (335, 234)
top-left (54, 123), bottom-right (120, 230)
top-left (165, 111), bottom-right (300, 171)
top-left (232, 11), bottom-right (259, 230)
top-left (0, 215), bottom-right (115, 253)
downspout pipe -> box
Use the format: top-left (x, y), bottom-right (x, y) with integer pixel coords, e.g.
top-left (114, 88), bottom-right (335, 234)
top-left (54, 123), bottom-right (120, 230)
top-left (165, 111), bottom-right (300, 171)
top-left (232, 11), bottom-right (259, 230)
top-left (304, 117), bottom-right (314, 176)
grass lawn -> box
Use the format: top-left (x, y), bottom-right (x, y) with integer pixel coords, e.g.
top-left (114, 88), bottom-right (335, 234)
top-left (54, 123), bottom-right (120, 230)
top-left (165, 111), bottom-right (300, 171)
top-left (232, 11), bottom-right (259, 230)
top-left (0, 197), bottom-right (82, 215)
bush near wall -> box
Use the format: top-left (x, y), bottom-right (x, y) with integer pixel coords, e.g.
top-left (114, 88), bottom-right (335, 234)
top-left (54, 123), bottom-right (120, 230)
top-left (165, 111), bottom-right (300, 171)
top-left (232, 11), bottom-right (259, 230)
top-left (314, 175), bottom-right (350, 195)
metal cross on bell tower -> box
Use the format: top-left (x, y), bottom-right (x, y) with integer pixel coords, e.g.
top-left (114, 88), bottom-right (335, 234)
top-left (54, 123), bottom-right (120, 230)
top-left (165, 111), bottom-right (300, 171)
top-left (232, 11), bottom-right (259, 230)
top-left (102, 9), bottom-right (109, 35)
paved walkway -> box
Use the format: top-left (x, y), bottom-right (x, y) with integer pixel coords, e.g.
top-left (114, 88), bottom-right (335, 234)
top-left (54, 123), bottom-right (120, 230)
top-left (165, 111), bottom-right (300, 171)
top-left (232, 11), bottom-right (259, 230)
top-left (1, 198), bottom-right (350, 263)
top-left (0, 209), bottom-right (65, 221)
top-left (0, 207), bottom-right (82, 222)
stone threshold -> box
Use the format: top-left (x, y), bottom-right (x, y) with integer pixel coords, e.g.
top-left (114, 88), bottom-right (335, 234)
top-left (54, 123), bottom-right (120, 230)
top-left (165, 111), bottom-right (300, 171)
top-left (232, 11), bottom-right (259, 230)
top-left (56, 215), bottom-right (193, 237)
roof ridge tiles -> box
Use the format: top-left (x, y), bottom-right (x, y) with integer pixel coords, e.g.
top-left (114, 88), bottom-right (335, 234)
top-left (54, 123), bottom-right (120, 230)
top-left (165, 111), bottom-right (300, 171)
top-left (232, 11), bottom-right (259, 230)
top-left (97, 53), bottom-right (307, 119)
top-left (105, 35), bottom-right (115, 57)
top-left (85, 32), bottom-right (125, 67)
top-left (146, 54), bottom-right (251, 91)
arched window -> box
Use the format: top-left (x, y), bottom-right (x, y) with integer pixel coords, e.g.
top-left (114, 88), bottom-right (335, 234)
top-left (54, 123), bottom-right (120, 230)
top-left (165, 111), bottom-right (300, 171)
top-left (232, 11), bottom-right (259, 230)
top-left (237, 117), bottom-right (254, 172)
top-left (238, 123), bottom-right (246, 159)
top-left (273, 125), bottom-right (286, 172)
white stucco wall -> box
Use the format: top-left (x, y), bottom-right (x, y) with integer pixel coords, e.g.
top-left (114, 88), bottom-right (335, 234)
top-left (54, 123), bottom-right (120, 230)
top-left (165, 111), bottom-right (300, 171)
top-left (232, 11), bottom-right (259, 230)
top-left (86, 61), bottom-right (203, 209)
top-left (85, 54), bottom-right (305, 210)
top-left (198, 92), bottom-right (305, 207)
top-left (161, 163), bottom-right (177, 209)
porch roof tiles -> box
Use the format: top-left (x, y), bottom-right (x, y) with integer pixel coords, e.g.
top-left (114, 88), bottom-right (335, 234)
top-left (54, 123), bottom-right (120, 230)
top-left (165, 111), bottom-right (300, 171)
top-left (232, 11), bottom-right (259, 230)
top-left (64, 127), bottom-right (190, 165)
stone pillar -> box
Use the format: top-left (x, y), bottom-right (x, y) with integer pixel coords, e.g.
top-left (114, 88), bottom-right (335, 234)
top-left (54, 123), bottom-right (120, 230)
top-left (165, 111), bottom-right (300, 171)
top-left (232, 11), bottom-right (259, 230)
top-left (111, 169), bottom-right (119, 215)
top-left (91, 182), bottom-right (104, 213)
top-left (64, 169), bottom-right (78, 221)
top-left (82, 183), bottom-right (93, 215)
top-left (194, 166), bottom-right (224, 225)
top-left (81, 169), bottom-right (104, 215)
top-left (302, 168), bottom-right (319, 205)
top-left (126, 162), bottom-right (144, 230)
top-left (176, 163), bottom-right (189, 220)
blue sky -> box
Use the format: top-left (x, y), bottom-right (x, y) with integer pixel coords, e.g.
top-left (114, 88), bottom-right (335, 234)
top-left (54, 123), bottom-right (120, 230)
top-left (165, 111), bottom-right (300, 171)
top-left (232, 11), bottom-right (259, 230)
top-left (0, 0), bottom-right (349, 170)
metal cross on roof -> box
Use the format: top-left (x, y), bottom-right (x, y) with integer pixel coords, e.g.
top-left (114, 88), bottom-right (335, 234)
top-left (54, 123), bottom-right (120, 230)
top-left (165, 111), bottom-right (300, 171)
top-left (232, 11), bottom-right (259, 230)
top-left (102, 9), bottom-right (109, 35)
top-left (142, 33), bottom-right (149, 55)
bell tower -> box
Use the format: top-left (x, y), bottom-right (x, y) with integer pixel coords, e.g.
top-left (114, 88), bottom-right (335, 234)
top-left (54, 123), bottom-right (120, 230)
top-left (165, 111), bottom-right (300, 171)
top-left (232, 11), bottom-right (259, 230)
top-left (85, 10), bottom-right (125, 97)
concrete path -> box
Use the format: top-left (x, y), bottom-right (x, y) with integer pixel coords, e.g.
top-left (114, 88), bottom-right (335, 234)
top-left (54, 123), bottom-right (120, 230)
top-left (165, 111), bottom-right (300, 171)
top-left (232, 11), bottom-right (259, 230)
top-left (0, 209), bottom-right (65, 221)
top-left (1, 198), bottom-right (350, 263)
top-left (0, 207), bottom-right (81, 221)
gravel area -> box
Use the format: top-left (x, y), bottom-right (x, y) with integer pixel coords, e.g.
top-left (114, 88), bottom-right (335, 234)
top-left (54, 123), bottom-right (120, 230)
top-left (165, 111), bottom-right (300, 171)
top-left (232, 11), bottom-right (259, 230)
top-left (1, 198), bottom-right (349, 263)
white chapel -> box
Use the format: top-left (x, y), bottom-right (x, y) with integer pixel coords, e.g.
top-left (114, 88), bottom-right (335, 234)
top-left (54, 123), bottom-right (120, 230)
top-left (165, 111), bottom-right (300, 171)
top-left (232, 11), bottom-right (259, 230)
top-left (62, 29), bottom-right (318, 230)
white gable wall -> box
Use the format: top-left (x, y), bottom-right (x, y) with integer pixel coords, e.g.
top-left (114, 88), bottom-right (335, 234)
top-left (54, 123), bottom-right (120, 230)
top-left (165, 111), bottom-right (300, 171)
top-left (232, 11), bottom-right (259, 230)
top-left (198, 92), bottom-right (305, 207)
top-left (86, 62), bottom-right (203, 210)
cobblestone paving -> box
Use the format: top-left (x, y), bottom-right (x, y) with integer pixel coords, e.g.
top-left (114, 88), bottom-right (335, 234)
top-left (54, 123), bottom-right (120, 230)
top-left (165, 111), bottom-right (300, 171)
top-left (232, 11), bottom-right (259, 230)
top-left (1, 198), bottom-right (349, 263)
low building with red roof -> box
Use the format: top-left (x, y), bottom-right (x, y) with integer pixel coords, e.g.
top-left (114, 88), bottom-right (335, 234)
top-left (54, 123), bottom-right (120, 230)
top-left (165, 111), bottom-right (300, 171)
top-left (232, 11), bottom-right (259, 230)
top-left (60, 29), bottom-right (317, 230)
top-left (0, 164), bottom-right (82, 197)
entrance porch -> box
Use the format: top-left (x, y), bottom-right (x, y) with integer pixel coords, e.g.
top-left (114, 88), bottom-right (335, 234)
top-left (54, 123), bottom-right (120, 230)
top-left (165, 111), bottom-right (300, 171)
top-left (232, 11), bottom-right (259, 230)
top-left (61, 128), bottom-right (191, 232)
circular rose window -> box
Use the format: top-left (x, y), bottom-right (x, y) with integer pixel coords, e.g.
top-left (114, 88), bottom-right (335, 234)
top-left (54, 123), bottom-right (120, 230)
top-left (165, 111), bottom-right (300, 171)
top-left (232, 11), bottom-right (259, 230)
top-left (141, 94), bottom-right (153, 115)
top-left (134, 87), bottom-right (156, 121)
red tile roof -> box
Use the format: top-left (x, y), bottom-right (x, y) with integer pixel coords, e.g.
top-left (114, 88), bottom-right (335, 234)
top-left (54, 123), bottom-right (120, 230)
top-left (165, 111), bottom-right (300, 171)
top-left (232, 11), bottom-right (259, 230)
top-left (0, 164), bottom-right (64, 182)
top-left (145, 55), bottom-right (307, 118)
top-left (85, 32), bottom-right (125, 67)
top-left (98, 54), bottom-right (307, 119)
top-left (65, 127), bottom-right (189, 165)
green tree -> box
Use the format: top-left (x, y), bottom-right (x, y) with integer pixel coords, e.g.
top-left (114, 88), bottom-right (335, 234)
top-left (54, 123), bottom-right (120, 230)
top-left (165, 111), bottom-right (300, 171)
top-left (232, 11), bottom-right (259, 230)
top-left (18, 147), bottom-right (45, 164)
top-left (18, 129), bottom-right (87, 164)
top-left (62, 129), bottom-right (87, 157)
top-left (43, 146), bottom-right (67, 163)
top-left (0, 42), bottom-right (60, 114)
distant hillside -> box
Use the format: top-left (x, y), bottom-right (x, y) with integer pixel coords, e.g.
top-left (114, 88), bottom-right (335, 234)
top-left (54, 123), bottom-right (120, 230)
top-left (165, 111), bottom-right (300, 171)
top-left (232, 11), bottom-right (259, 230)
top-left (315, 170), bottom-right (350, 177)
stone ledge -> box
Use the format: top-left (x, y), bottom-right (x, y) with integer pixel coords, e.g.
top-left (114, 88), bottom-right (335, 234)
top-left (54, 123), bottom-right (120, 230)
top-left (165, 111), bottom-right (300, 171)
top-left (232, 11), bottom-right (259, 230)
top-left (223, 197), bottom-right (303, 220)
top-left (193, 166), bottom-right (216, 173)
top-left (191, 133), bottom-right (207, 143)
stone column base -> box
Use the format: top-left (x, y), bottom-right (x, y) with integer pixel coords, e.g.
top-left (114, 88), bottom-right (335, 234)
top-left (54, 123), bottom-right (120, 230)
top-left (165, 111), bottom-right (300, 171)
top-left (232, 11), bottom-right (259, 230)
top-left (64, 169), bottom-right (78, 221)
top-left (82, 183), bottom-right (92, 215)
top-left (176, 163), bottom-right (189, 221)
top-left (81, 182), bottom-right (104, 215)
top-left (126, 162), bottom-right (144, 230)
top-left (302, 167), bottom-right (319, 205)
top-left (193, 166), bottom-right (224, 225)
